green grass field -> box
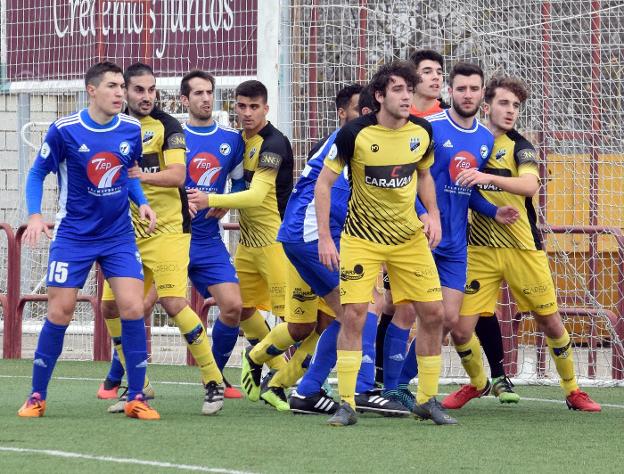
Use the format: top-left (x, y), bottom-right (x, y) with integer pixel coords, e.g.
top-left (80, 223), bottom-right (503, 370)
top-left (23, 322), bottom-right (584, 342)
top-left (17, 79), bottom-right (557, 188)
top-left (0, 359), bottom-right (622, 473)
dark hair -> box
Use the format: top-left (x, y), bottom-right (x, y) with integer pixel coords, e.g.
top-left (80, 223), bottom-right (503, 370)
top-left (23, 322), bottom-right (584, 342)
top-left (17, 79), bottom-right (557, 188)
top-left (84, 61), bottom-right (123, 88)
top-left (335, 83), bottom-right (363, 111)
top-left (369, 60), bottom-right (420, 109)
top-left (357, 85), bottom-right (376, 113)
top-left (409, 49), bottom-right (444, 70)
top-left (449, 62), bottom-right (484, 87)
top-left (235, 80), bottom-right (268, 102)
top-left (180, 70), bottom-right (216, 97)
top-left (124, 62), bottom-right (155, 86)
top-left (484, 75), bottom-right (529, 104)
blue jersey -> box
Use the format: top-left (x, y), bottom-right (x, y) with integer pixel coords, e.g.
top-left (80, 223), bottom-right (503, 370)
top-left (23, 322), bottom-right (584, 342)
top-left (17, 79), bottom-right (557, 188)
top-left (277, 130), bottom-right (350, 243)
top-left (427, 110), bottom-right (494, 257)
top-left (32, 109), bottom-right (143, 242)
top-left (184, 123), bottom-right (245, 240)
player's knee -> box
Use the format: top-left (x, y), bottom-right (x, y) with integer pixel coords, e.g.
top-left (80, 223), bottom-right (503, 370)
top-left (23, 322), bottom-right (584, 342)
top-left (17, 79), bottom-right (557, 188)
top-left (47, 305), bottom-right (73, 326)
top-left (450, 326), bottom-right (473, 346)
top-left (101, 300), bottom-right (118, 319)
top-left (418, 302), bottom-right (444, 329)
top-left (534, 311), bottom-right (564, 338)
top-left (159, 296), bottom-right (188, 316)
top-left (287, 322), bottom-right (314, 341)
top-left (219, 300), bottom-right (242, 327)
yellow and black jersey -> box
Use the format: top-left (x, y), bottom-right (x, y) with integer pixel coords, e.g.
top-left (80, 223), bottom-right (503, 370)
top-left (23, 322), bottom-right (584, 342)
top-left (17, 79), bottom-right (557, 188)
top-left (324, 113), bottom-right (433, 245)
top-left (468, 129), bottom-right (541, 250)
top-left (239, 122), bottom-right (294, 247)
top-left (130, 107), bottom-right (189, 238)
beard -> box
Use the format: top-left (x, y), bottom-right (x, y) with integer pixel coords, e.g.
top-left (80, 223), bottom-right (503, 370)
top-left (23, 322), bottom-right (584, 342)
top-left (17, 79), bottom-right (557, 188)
top-left (454, 102), bottom-right (480, 118)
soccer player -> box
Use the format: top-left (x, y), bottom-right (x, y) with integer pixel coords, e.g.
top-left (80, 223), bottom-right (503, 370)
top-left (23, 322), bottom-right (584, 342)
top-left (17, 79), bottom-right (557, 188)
top-left (381, 63), bottom-right (521, 409)
top-left (18, 62), bottom-right (159, 420)
top-left (376, 49), bottom-right (450, 383)
top-left (277, 85), bottom-right (408, 416)
top-left (315, 61), bottom-right (455, 426)
top-left (100, 63), bottom-right (225, 416)
top-left (187, 80), bottom-right (294, 400)
top-left (443, 75), bottom-right (601, 412)
top-left (181, 70), bottom-right (245, 386)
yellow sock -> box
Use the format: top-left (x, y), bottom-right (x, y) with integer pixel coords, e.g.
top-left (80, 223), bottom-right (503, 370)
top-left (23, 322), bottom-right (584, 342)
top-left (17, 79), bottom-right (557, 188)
top-left (105, 317), bottom-right (151, 388)
top-left (249, 322), bottom-right (296, 365)
top-left (269, 331), bottom-right (320, 389)
top-left (266, 355), bottom-right (287, 371)
top-left (336, 350), bottom-right (362, 409)
top-left (546, 329), bottom-right (578, 395)
top-left (174, 306), bottom-right (222, 385)
top-left (239, 310), bottom-right (270, 345)
top-left (416, 354), bottom-right (442, 405)
top-left (455, 334), bottom-right (487, 390)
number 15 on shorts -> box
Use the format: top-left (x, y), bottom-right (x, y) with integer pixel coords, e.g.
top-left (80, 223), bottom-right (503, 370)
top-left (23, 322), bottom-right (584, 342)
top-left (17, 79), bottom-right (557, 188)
top-left (48, 261), bottom-right (69, 284)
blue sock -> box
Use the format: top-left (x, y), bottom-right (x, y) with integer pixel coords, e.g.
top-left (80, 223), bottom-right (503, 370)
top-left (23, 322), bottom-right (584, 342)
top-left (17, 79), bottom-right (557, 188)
top-left (397, 338), bottom-right (418, 386)
top-left (297, 320), bottom-right (340, 397)
top-left (356, 312), bottom-right (378, 393)
top-left (32, 319), bottom-right (67, 400)
top-left (211, 318), bottom-right (240, 372)
top-left (106, 343), bottom-right (125, 383)
top-left (121, 318), bottom-right (148, 401)
top-left (383, 322), bottom-right (410, 391)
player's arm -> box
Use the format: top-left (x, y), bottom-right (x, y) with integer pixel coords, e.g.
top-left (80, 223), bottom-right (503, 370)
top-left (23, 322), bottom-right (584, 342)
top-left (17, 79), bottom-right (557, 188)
top-left (315, 164), bottom-right (341, 271)
top-left (127, 177), bottom-right (157, 232)
top-left (469, 189), bottom-right (519, 225)
top-left (416, 167), bottom-right (441, 248)
top-left (23, 125), bottom-right (63, 245)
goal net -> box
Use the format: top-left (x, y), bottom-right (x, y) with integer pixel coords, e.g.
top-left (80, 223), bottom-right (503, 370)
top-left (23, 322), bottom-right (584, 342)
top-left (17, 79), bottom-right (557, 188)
top-left (1, 0), bottom-right (623, 385)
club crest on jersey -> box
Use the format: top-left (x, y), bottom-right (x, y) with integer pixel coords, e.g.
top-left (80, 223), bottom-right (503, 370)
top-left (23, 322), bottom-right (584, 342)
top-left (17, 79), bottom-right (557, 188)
top-left (119, 141), bottom-right (131, 156)
top-left (40, 142), bottom-right (51, 159)
top-left (449, 151), bottom-right (478, 185)
top-left (86, 152), bottom-right (123, 195)
top-left (480, 145), bottom-right (489, 160)
top-left (219, 143), bottom-right (231, 156)
top-left (327, 143), bottom-right (338, 160)
top-left (143, 131), bottom-right (155, 143)
top-left (495, 149), bottom-right (507, 161)
top-left (248, 147), bottom-right (257, 159)
top-left (189, 152), bottom-right (222, 189)
top-left (409, 137), bottom-right (420, 152)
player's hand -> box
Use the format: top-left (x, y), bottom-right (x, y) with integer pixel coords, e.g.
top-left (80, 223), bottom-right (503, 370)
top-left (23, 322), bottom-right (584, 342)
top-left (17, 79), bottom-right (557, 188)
top-left (186, 188), bottom-right (210, 211)
top-left (138, 204), bottom-right (157, 233)
top-left (424, 210), bottom-right (442, 249)
top-left (455, 168), bottom-right (490, 188)
top-left (22, 214), bottom-right (52, 246)
top-left (128, 163), bottom-right (144, 181)
top-left (188, 201), bottom-right (198, 218)
top-left (495, 205), bottom-right (520, 225)
top-left (206, 208), bottom-right (229, 219)
top-left (318, 235), bottom-right (340, 272)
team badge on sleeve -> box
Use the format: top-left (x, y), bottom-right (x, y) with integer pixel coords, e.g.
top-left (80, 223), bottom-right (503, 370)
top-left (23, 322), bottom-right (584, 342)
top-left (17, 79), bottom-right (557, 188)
top-left (480, 145), bottom-right (489, 160)
top-left (40, 142), bottom-right (51, 159)
top-left (327, 144), bottom-right (338, 160)
top-left (258, 152), bottom-right (282, 169)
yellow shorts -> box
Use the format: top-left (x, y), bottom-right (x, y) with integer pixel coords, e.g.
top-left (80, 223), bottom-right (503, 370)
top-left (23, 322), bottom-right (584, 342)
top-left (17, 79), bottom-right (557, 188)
top-left (234, 242), bottom-right (287, 318)
top-left (339, 232), bottom-right (442, 305)
top-left (102, 233), bottom-right (191, 301)
top-left (285, 261), bottom-right (335, 324)
top-left (460, 245), bottom-right (558, 317)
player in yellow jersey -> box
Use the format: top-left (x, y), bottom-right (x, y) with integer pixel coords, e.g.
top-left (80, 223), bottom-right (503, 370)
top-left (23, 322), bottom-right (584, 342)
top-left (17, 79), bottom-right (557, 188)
top-left (443, 75), bottom-right (601, 412)
top-left (98, 63), bottom-right (225, 415)
top-left (187, 80), bottom-right (294, 401)
top-left (315, 61), bottom-right (456, 426)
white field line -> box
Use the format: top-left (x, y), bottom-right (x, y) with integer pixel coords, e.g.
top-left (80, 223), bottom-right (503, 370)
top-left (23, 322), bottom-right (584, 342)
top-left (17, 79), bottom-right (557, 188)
top-left (0, 447), bottom-right (255, 474)
top-left (1, 374), bottom-right (623, 409)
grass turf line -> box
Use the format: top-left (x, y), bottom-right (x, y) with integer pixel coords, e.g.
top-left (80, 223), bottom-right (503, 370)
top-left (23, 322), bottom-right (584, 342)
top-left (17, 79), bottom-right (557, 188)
top-left (0, 359), bottom-right (622, 473)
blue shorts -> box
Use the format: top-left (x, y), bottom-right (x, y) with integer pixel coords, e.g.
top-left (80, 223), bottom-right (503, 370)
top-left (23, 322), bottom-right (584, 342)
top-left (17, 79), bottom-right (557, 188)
top-left (47, 237), bottom-right (143, 289)
top-left (282, 240), bottom-right (339, 297)
top-left (433, 252), bottom-right (467, 292)
top-left (188, 238), bottom-right (238, 298)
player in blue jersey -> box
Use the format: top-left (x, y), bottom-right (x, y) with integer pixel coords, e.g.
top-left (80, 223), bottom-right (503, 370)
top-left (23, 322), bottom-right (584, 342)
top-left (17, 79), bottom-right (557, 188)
top-left (280, 85), bottom-right (408, 416)
top-left (18, 62), bottom-right (159, 420)
top-left (380, 63), bottom-right (520, 411)
top-left (181, 70), bottom-right (246, 397)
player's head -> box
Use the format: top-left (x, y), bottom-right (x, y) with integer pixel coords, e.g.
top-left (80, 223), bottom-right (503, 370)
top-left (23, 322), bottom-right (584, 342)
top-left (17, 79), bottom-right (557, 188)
top-left (484, 75), bottom-right (529, 132)
top-left (370, 60), bottom-right (419, 120)
top-left (180, 70), bottom-right (216, 123)
top-left (336, 83), bottom-right (363, 125)
top-left (448, 62), bottom-right (484, 118)
top-left (357, 85), bottom-right (376, 115)
top-left (84, 62), bottom-right (125, 118)
top-left (409, 49), bottom-right (444, 101)
top-left (235, 80), bottom-right (269, 134)
top-left (124, 62), bottom-right (156, 118)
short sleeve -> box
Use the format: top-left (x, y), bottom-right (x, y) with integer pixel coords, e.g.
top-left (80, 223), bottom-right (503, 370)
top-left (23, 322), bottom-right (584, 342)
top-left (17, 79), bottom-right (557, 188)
top-left (514, 142), bottom-right (539, 177)
top-left (34, 123), bottom-right (64, 173)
